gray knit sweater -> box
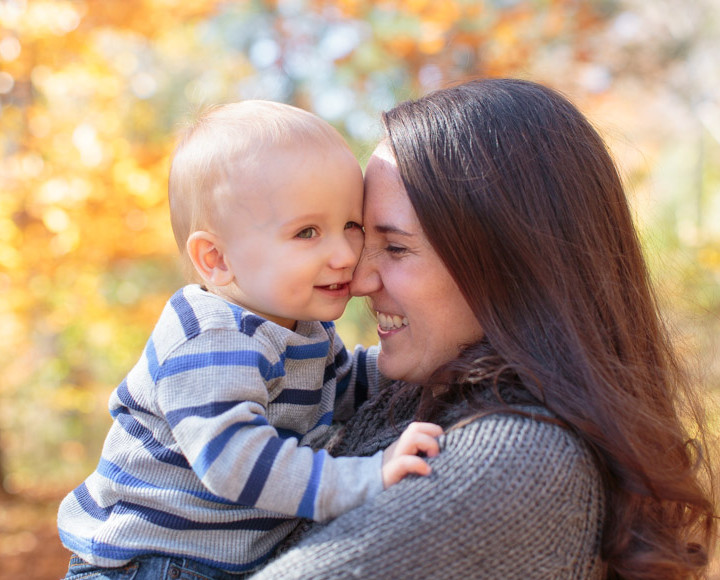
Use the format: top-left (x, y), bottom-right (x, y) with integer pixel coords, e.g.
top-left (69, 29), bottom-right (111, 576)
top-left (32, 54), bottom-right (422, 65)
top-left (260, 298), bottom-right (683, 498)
top-left (249, 387), bottom-right (606, 579)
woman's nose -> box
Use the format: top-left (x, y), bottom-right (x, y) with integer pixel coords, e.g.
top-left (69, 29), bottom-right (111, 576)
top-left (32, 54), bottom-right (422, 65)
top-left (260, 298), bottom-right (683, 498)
top-left (350, 249), bottom-right (381, 296)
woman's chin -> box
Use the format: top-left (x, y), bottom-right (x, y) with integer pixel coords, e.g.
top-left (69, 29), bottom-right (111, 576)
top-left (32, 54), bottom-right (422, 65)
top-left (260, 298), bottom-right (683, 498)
top-left (377, 352), bottom-right (428, 384)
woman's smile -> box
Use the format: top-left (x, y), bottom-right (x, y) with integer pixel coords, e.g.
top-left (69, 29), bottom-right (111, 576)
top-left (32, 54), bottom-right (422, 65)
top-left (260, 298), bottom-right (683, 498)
top-left (376, 311), bottom-right (409, 331)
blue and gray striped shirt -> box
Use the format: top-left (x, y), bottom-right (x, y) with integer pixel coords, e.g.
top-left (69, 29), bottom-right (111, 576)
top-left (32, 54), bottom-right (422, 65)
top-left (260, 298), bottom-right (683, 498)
top-left (57, 284), bottom-right (383, 573)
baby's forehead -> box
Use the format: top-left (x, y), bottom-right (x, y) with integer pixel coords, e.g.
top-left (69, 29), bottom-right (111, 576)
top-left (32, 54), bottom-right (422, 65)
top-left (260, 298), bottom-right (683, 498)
top-left (221, 137), bottom-right (340, 182)
top-left (215, 140), bottom-right (358, 208)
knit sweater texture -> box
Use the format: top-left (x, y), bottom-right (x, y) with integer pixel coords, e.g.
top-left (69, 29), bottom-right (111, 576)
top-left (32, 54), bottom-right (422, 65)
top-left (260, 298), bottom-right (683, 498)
top-left (57, 284), bottom-right (385, 573)
top-left (250, 386), bottom-right (606, 579)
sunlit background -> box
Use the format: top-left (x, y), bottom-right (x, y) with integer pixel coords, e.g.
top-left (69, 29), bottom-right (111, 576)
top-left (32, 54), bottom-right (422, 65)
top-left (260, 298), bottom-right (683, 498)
top-left (1, 0), bottom-right (719, 577)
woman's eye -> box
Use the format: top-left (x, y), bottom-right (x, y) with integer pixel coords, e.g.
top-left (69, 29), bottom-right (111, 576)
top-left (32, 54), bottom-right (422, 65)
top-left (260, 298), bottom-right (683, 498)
top-left (386, 245), bottom-right (408, 255)
top-left (296, 227), bottom-right (318, 239)
top-left (345, 221), bottom-right (364, 232)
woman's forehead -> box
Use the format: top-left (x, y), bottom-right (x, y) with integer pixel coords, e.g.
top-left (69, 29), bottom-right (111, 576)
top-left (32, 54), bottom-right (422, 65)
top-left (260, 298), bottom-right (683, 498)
top-left (365, 144), bottom-right (403, 193)
top-left (371, 140), bottom-right (395, 165)
top-left (364, 153), bottom-right (421, 233)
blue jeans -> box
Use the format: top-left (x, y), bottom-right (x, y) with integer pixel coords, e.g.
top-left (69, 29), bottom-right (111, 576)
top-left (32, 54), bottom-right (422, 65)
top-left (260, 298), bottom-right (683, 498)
top-left (63, 554), bottom-right (249, 580)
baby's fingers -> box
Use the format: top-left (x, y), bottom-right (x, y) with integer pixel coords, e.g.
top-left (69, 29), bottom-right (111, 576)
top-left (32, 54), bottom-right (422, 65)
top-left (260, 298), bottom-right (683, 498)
top-left (382, 455), bottom-right (431, 488)
top-left (381, 422), bottom-right (444, 488)
top-left (405, 421), bottom-right (444, 438)
top-left (396, 422), bottom-right (443, 457)
top-left (396, 431), bottom-right (440, 458)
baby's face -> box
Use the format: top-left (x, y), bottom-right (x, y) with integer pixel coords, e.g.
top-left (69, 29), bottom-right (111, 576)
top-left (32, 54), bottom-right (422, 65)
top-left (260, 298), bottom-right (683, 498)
top-left (212, 143), bottom-right (364, 329)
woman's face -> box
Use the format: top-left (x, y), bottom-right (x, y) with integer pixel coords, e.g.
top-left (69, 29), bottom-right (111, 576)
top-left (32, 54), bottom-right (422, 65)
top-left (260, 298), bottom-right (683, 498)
top-left (351, 143), bottom-right (484, 383)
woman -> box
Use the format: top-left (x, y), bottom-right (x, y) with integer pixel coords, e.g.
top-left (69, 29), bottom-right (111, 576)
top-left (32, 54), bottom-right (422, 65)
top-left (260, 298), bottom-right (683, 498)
top-left (251, 79), bottom-right (717, 579)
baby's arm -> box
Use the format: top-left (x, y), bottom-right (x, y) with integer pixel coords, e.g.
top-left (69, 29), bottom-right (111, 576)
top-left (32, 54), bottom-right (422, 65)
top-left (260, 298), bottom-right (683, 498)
top-left (329, 328), bottom-right (388, 422)
top-left (381, 421), bottom-right (443, 488)
top-left (156, 329), bottom-right (437, 522)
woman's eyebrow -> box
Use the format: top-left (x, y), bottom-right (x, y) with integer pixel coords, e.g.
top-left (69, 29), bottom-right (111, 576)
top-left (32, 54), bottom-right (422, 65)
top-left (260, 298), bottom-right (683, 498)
top-left (374, 224), bottom-right (414, 237)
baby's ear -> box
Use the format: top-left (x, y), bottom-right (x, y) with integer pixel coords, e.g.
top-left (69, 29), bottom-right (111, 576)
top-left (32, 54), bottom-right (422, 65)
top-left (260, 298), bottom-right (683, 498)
top-left (186, 231), bottom-right (234, 286)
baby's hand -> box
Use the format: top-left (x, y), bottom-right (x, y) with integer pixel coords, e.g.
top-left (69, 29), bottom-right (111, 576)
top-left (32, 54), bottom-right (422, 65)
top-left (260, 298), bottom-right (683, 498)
top-left (381, 421), bottom-right (443, 489)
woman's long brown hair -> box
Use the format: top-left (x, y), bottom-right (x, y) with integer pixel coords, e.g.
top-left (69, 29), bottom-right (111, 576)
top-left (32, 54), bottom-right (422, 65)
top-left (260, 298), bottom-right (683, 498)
top-left (383, 78), bottom-right (717, 579)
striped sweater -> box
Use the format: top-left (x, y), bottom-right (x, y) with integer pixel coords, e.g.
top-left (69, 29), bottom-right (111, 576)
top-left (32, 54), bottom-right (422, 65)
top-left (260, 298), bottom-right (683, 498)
top-left (57, 284), bottom-right (384, 574)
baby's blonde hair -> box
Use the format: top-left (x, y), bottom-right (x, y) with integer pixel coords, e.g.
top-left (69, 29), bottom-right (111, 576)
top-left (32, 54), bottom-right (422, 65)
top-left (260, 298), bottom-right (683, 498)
top-left (168, 100), bottom-right (351, 281)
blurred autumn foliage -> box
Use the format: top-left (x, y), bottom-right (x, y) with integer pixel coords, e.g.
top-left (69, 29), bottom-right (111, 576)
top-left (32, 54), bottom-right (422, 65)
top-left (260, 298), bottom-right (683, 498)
top-left (0, 0), bottom-right (719, 577)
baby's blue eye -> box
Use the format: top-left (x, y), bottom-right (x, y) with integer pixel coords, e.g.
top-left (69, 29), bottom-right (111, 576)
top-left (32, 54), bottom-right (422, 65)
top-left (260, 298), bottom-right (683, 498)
top-left (345, 221), bottom-right (363, 231)
top-left (297, 227), bottom-right (318, 239)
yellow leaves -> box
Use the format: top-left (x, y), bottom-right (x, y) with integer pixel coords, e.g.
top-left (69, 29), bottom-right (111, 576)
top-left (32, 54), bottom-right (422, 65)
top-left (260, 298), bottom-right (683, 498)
top-left (385, 35), bottom-right (416, 59)
top-left (0, 216), bottom-right (19, 246)
top-left (33, 62), bottom-right (118, 109)
top-left (0, 190), bottom-right (20, 242)
top-left (1, 0), bottom-right (83, 43)
top-left (15, 175), bottom-right (88, 258)
top-left (326, 0), bottom-right (464, 25)
top-left (494, 14), bottom-right (525, 47)
top-left (417, 22), bottom-right (446, 55)
top-left (333, 0), bottom-right (364, 18)
top-left (0, 35), bottom-right (21, 61)
top-left (0, 103), bottom-right (22, 141)
top-left (404, 0), bottom-right (463, 28)
top-left (77, 0), bottom-right (224, 39)
top-left (126, 169), bottom-right (153, 200)
top-left (0, 30), bottom-right (22, 94)
top-left (544, 3), bottom-right (571, 38)
top-left (50, 226), bottom-right (81, 257)
top-left (51, 384), bottom-right (97, 414)
top-left (113, 157), bottom-right (167, 210)
top-left (41, 206), bottom-right (70, 234)
top-left (155, 0), bottom-right (224, 17)
top-left (35, 177), bottom-right (89, 207)
top-left (0, 217), bottom-right (20, 270)
top-left (698, 246), bottom-right (720, 274)
top-left (72, 123), bottom-right (104, 167)
top-left (315, 0), bottom-right (472, 62)
top-left (60, 439), bottom-right (88, 464)
top-left (400, 0), bottom-right (433, 12)
top-left (383, 1), bottom-right (466, 55)
top-left (0, 70), bottom-right (14, 95)
top-left (0, 247), bottom-right (21, 273)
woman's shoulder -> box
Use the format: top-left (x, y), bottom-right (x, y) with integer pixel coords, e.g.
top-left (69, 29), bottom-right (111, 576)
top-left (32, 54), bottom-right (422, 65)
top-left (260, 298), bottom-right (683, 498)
top-left (422, 409), bottom-right (605, 578)
top-left (436, 409), bottom-right (605, 543)
top-left (441, 407), bottom-right (601, 489)
top-left (446, 405), bottom-right (590, 453)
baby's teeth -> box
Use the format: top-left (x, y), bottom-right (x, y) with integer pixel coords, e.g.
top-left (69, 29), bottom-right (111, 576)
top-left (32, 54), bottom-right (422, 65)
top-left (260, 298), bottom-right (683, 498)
top-left (402, 317), bottom-right (409, 325)
top-left (392, 315), bottom-right (403, 327)
top-left (328, 284), bottom-right (338, 290)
